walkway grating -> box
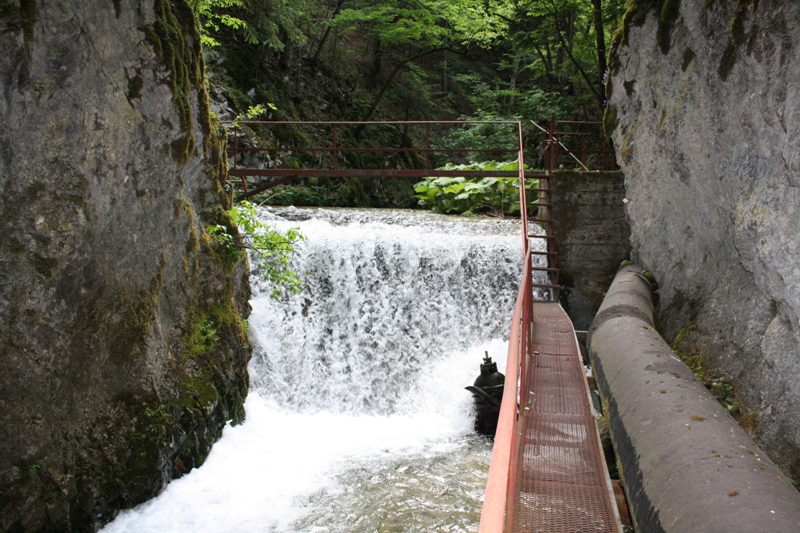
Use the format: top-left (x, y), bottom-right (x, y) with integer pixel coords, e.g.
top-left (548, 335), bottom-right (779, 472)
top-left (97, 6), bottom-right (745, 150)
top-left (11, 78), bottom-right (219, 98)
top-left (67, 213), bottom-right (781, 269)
top-left (510, 303), bottom-right (621, 533)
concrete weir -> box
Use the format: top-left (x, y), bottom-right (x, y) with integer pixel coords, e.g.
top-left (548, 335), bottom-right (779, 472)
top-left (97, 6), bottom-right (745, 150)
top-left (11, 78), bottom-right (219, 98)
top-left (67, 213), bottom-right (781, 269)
top-left (587, 265), bottom-right (800, 533)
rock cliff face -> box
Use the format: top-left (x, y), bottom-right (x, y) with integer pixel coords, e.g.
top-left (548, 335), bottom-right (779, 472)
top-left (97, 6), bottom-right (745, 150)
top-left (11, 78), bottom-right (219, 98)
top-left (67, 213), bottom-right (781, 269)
top-left (607, 0), bottom-right (800, 478)
top-left (0, 1), bottom-right (251, 530)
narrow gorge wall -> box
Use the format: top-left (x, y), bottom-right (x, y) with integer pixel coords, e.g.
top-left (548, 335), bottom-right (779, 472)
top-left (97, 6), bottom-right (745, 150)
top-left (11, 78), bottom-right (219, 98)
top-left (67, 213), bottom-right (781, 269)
top-left (607, 0), bottom-right (800, 478)
top-left (0, 1), bottom-right (251, 530)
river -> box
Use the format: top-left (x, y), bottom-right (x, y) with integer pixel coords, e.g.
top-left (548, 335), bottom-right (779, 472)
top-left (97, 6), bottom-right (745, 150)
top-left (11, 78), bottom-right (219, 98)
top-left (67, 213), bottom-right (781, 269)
top-left (104, 207), bottom-right (540, 532)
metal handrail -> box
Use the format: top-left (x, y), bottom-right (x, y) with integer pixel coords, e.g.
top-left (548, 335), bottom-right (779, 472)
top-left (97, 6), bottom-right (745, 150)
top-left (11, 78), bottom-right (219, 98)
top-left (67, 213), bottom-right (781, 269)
top-left (480, 121), bottom-right (532, 530)
top-left (225, 120), bottom-right (533, 191)
top-left (479, 245), bottom-right (532, 532)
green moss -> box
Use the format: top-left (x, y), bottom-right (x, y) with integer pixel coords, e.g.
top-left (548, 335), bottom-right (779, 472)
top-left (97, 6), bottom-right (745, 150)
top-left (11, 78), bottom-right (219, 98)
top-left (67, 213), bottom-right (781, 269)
top-left (730, 0), bottom-right (757, 46)
top-left (607, 1), bottom-right (655, 77)
top-left (109, 297), bottom-right (156, 364)
top-left (623, 80), bottom-right (636, 96)
top-left (180, 374), bottom-right (219, 411)
top-left (127, 73), bottom-right (143, 103)
top-left (176, 298), bottom-right (248, 420)
top-left (718, 0), bottom-right (758, 81)
top-left (681, 48), bottom-right (695, 71)
top-left (657, 0), bottom-right (681, 55)
top-left (717, 43), bottom-right (738, 81)
top-left (184, 315), bottom-right (219, 360)
top-left (603, 104), bottom-right (618, 139)
top-left (9, 237), bottom-right (24, 254)
top-left (31, 254), bottom-right (57, 278)
top-left (142, 0), bottom-right (207, 163)
top-left (671, 323), bottom-right (759, 430)
top-left (19, 0), bottom-right (35, 41)
top-left (125, 399), bottom-right (174, 481)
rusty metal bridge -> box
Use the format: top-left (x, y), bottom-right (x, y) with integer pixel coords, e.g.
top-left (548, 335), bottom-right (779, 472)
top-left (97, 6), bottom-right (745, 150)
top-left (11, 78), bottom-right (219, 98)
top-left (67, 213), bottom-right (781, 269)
top-left (225, 119), bottom-right (622, 532)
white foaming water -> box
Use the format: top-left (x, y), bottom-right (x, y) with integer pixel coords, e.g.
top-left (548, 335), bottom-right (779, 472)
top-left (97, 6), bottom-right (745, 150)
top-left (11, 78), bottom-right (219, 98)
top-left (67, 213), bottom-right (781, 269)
top-left (104, 208), bottom-right (539, 533)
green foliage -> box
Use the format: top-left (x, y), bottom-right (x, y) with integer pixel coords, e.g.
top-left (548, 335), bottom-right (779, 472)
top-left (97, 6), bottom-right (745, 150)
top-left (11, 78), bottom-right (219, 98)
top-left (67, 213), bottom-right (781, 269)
top-left (239, 0), bottom-right (310, 51)
top-left (202, 0), bottom-right (626, 193)
top-left (185, 318), bottom-right (219, 360)
top-left (230, 103), bottom-right (279, 126)
top-left (332, 3), bottom-right (447, 47)
top-left (414, 160), bottom-right (536, 216)
top-left (208, 201), bottom-right (304, 299)
top-left (188, 0), bottom-right (247, 47)
top-left (671, 323), bottom-right (758, 429)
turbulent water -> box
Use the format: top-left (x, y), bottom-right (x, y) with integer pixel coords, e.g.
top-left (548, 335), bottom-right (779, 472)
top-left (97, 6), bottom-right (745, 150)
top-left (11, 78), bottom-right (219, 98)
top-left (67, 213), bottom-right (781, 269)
top-left (104, 208), bottom-right (541, 533)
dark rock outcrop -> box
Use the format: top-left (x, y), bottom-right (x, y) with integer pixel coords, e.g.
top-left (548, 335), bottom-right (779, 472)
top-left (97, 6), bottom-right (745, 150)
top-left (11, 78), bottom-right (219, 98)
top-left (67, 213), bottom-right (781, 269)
top-left (607, 0), bottom-right (800, 478)
top-left (0, 1), bottom-right (251, 530)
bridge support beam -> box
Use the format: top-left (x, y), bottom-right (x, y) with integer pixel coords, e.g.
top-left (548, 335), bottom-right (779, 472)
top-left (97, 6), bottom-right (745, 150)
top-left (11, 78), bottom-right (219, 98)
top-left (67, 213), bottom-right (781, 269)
top-left (587, 265), bottom-right (800, 533)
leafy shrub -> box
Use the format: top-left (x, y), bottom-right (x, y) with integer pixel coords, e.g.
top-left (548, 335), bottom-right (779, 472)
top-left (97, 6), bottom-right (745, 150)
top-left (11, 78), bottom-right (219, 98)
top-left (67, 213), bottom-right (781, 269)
top-left (208, 201), bottom-right (304, 299)
top-left (414, 160), bottom-right (537, 216)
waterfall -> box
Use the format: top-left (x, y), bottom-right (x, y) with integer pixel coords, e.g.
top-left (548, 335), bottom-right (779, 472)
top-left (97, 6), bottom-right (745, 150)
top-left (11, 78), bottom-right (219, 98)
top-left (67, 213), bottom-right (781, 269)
top-left (104, 207), bottom-right (540, 533)
top-left (250, 207), bottom-right (525, 414)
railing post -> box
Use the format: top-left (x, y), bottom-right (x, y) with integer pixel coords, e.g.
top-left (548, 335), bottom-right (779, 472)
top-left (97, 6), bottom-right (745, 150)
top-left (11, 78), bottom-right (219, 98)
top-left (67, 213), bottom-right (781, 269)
top-left (332, 124), bottom-right (338, 169)
top-left (425, 124), bottom-right (431, 167)
top-left (517, 122), bottom-right (529, 257)
top-left (548, 114), bottom-right (557, 172)
top-left (232, 126), bottom-right (248, 196)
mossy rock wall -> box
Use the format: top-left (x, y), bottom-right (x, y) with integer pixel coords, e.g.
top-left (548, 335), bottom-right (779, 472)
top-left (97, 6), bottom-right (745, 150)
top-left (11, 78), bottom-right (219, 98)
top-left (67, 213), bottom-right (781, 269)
top-left (606, 0), bottom-right (800, 479)
top-left (0, 1), bottom-right (250, 530)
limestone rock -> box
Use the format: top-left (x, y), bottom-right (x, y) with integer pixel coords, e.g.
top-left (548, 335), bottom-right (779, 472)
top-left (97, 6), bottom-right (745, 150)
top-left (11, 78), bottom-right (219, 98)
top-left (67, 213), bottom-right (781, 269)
top-left (0, 1), bottom-right (250, 530)
top-left (608, 0), bottom-right (800, 478)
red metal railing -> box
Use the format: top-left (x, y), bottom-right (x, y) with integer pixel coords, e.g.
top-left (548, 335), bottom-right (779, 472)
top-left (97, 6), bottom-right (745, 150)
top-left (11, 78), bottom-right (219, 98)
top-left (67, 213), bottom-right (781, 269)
top-left (223, 119), bottom-right (622, 529)
top-left (480, 117), bottom-right (621, 531)
top-left (542, 116), bottom-right (617, 172)
top-left (479, 245), bottom-right (533, 532)
top-left (226, 120), bottom-right (535, 198)
top-left (479, 120), bottom-right (535, 531)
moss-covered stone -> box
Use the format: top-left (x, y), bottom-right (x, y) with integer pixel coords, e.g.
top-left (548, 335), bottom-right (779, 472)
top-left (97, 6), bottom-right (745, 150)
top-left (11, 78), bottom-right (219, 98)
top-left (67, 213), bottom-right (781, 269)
top-left (657, 0), bottom-right (681, 55)
top-left (19, 0), bottom-right (35, 41)
top-left (623, 79), bottom-right (636, 96)
top-left (718, 0), bottom-right (759, 81)
top-left (671, 323), bottom-right (760, 433)
top-left (0, 1), bottom-right (251, 530)
top-left (108, 296), bottom-right (156, 364)
top-left (607, 2), bottom-right (656, 77)
top-left (718, 43), bottom-right (738, 81)
top-left (142, 0), bottom-right (209, 163)
top-left (31, 254), bottom-right (57, 278)
top-left (603, 104), bottom-right (618, 139)
top-left (681, 47), bottom-right (695, 71)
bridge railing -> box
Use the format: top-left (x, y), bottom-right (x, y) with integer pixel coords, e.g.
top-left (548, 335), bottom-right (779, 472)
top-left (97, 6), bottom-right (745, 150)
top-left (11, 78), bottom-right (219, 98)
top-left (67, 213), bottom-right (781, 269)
top-left (479, 242), bottom-right (533, 532)
top-left (479, 120), bottom-right (535, 531)
top-left (541, 116), bottom-right (617, 172)
top-left (224, 120), bottom-right (537, 197)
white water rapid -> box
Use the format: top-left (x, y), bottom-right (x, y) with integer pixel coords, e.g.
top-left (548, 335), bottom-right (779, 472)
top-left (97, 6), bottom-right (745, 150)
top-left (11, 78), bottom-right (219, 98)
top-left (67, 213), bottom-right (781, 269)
top-left (104, 207), bottom-right (541, 533)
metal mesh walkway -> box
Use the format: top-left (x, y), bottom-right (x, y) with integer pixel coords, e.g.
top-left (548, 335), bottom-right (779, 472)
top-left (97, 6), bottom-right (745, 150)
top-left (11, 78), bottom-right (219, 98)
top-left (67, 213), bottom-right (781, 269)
top-left (510, 303), bottom-right (621, 533)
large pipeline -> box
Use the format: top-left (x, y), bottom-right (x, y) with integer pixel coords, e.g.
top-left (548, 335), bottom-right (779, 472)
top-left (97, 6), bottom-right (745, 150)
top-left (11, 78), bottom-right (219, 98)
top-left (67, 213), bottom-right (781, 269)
top-left (588, 265), bottom-right (800, 532)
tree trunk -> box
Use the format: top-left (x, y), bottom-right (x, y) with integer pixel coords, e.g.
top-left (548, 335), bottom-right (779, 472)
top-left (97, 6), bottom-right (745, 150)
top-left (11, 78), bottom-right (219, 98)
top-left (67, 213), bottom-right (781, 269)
top-left (311, 0), bottom-right (347, 65)
top-left (592, 0), bottom-right (607, 107)
top-left (369, 36), bottom-right (382, 87)
top-left (360, 48), bottom-right (446, 123)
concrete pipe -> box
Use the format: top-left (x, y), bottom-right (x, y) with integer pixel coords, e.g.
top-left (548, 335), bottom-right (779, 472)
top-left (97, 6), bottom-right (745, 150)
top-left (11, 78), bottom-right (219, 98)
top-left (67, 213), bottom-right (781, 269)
top-left (588, 265), bottom-right (800, 533)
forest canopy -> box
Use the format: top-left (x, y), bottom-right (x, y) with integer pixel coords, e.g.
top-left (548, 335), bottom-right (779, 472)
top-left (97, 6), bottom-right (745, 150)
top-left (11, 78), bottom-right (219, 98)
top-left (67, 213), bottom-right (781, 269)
top-left (193, 0), bottom-right (625, 122)
top-left (190, 0), bottom-right (625, 208)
